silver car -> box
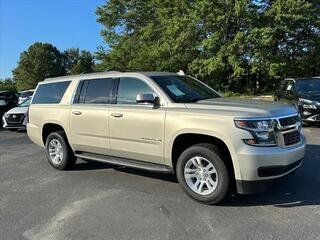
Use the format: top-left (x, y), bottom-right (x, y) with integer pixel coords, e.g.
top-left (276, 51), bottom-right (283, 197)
top-left (18, 89), bottom-right (34, 105)
top-left (2, 97), bottom-right (31, 131)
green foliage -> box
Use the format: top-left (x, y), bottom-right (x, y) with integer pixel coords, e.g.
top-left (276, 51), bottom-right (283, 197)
top-left (96, 0), bottom-right (320, 92)
top-left (13, 43), bottom-right (66, 90)
top-left (64, 48), bottom-right (95, 75)
top-left (0, 78), bottom-right (17, 92)
top-left (12, 43), bottom-right (95, 91)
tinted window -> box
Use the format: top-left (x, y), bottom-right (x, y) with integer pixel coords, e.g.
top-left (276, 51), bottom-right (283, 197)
top-left (296, 79), bottom-right (320, 94)
top-left (83, 78), bottom-right (113, 104)
top-left (151, 75), bottom-right (220, 103)
top-left (32, 81), bottom-right (71, 104)
top-left (117, 77), bottom-right (153, 104)
top-left (20, 91), bottom-right (33, 98)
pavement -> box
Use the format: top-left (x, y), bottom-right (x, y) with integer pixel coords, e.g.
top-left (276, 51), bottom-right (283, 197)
top-left (0, 127), bottom-right (320, 240)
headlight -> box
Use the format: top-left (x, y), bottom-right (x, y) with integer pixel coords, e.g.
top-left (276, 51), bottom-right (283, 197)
top-left (234, 119), bottom-right (277, 146)
top-left (3, 112), bottom-right (9, 118)
top-left (299, 98), bottom-right (317, 109)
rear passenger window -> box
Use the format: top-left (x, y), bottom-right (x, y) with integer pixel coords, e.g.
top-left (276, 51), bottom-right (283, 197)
top-left (82, 78), bottom-right (113, 104)
top-left (117, 77), bottom-right (153, 104)
top-left (32, 81), bottom-right (71, 104)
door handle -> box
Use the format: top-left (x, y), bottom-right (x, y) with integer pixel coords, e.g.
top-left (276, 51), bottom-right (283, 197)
top-left (111, 113), bottom-right (123, 118)
top-left (72, 111), bottom-right (82, 115)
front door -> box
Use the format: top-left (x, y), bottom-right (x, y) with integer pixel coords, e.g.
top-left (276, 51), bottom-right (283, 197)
top-left (108, 77), bottom-right (166, 164)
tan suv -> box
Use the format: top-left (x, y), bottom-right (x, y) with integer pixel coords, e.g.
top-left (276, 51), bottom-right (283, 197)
top-left (27, 71), bottom-right (306, 204)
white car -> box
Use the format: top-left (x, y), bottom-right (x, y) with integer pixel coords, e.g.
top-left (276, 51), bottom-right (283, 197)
top-left (18, 89), bottom-right (34, 105)
top-left (2, 97), bottom-right (31, 131)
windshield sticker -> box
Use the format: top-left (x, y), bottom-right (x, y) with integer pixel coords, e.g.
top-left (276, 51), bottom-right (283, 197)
top-left (167, 85), bottom-right (185, 96)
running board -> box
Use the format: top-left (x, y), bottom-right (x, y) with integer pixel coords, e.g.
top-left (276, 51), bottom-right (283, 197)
top-left (75, 152), bottom-right (173, 174)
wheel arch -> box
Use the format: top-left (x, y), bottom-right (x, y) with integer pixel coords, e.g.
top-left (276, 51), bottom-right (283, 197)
top-left (42, 122), bottom-right (70, 146)
top-left (168, 130), bottom-right (241, 181)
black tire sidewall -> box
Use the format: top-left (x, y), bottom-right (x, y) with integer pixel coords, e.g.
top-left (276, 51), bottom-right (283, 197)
top-left (176, 145), bottom-right (229, 204)
top-left (45, 132), bottom-right (70, 170)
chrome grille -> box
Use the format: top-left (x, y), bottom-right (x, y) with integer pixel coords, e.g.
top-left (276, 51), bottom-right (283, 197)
top-left (6, 113), bottom-right (24, 124)
top-left (275, 114), bottom-right (302, 147)
top-left (279, 115), bottom-right (298, 127)
top-left (283, 131), bottom-right (301, 146)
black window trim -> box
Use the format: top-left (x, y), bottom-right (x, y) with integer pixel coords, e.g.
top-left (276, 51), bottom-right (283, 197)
top-left (72, 78), bottom-right (117, 105)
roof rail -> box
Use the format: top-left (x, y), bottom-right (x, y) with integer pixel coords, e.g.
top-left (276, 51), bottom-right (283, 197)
top-left (105, 68), bottom-right (121, 73)
top-left (80, 70), bottom-right (104, 74)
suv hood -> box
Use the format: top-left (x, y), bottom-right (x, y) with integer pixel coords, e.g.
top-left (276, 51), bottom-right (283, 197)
top-left (5, 106), bottom-right (28, 115)
top-left (185, 97), bottom-right (297, 118)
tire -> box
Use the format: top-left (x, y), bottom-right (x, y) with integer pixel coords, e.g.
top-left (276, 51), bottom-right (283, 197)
top-left (45, 131), bottom-right (76, 170)
top-left (176, 143), bottom-right (230, 205)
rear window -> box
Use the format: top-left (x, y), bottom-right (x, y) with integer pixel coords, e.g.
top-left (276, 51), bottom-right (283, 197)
top-left (32, 81), bottom-right (71, 104)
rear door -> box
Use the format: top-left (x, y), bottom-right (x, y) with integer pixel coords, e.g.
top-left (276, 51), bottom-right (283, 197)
top-left (70, 78), bottom-right (115, 155)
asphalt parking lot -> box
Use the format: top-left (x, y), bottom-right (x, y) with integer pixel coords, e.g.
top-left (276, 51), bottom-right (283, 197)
top-left (1, 127), bottom-right (320, 240)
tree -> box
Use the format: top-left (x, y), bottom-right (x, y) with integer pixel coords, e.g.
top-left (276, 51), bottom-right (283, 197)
top-left (95, 0), bottom-right (320, 92)
top-left (0, 78), bottom-right (17, 92)
top-left (64, 48), bottom-right (95, 75)
top-left (12, 42), bottom-right (66, 90)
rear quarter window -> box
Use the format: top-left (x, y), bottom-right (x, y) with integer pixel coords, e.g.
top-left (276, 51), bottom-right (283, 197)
top-left (32, 81), bottom-right (71, 104)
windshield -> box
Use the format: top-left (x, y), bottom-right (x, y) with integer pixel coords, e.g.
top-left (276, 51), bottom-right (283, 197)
top-left (296, 79), bottom-right (320, 94)
top-left (20, 91), bottom-right (33, 98)
top-left (151, 75), bottom-right (220, 103)
top-left (18, 98), bottom-right (31, 107)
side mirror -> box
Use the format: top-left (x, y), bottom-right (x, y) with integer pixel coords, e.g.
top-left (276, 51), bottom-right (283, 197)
top-left (136, 93), bottom-right (160, 106)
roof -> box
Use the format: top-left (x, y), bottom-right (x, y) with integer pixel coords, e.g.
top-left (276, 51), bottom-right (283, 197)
top-left (44, 71), bottom-right (180, 82)
top-left (284, 77), bottom-right (320, 82)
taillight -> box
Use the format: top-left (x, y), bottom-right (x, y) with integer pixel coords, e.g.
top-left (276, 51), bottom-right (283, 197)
top-left (26, 106), bottom-right (30, 123)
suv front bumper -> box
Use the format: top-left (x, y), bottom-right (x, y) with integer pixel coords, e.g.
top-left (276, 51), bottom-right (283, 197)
top-left (2, 115), bottom-right (27, 130)
top-left (235, 137), bottom-right (305, 194)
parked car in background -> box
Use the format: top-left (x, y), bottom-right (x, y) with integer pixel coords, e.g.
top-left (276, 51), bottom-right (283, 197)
top-left (0, 95), bottom-right (18, 128)
top-left (2, 97), bottom-right (31, 131)
top-left (0, 90), bottom-right (19, 104)
top-left (275, 77), bottom-right (320, 125)
top-left (18, 89), bottom-right (34, 105)
top-left (27, 71), bottom-right (305, 204)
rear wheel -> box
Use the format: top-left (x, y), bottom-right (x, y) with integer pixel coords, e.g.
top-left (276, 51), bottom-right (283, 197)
top-left (45, 131), bottom-right (76, 170)
top-left (176, 143), bottom-right (230, 205)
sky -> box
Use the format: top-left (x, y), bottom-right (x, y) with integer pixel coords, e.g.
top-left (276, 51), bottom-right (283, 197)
top-left (0, 0), bottom-right (106, 79)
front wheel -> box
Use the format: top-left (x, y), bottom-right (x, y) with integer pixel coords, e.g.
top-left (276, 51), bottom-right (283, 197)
top-left (45, 131), bottom-right (76, 170)
top-left (176, 143), bottom-right (230, 205)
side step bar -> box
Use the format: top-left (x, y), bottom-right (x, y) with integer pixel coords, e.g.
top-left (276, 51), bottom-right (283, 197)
top-left (75, 152), bottom-right (174, 174)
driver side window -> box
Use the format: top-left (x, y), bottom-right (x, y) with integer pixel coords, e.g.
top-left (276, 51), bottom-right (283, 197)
top-left (117, 77), bottom-right (154, 104)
